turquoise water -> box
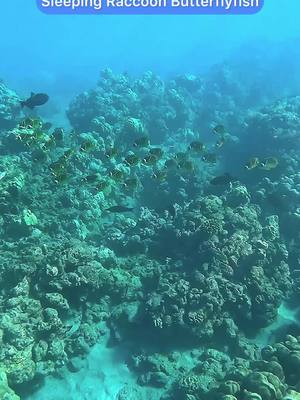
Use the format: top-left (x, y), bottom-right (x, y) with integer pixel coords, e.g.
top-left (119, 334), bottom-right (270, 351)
top-left (1, 2), bottom-right (300, 400)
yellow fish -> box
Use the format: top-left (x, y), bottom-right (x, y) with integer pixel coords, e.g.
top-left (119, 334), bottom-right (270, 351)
top-left (177, 159), bottom-right (195, 172)
top-left (49, 160), bottom-right (66, 176)
top-left (96, 180), bottom-right (110, 192)
top-left (213, 124), bottom-right (226, 135)
top-left (109, 168), bottom-right (124, 181)
top-left (142, 154), bottom-right (158, 166)
top-left (133, 136), bottom-right (150, 148)
top-left (54, 172), bottom-right (69, 184)
top-left (105, 146), bottom-right (118, 159)
top-left (82, 173), bottom-right (102, 184)
top-left (215, 136), bottom-right (226, 149)
top-left (202, 153), bottom-right (217, 164)
top-left (53, 128), bottom-right (64, 141)
top-left (188, 141), bottom-right (205, 153)
top-left (152, 169), bottom-right (167, 182)
top-left (149, 147), bottom-right (164, 159)
top-left (124, 154), bottom-right (140, 167)
top-left (80, 140), bottom-right (97, 153)
top-left (260, 157), bottom-right (279, 171)
top-left (245, 157), bottom-right (260, 170)
top-left (123, 177), bottom-right (139, 190)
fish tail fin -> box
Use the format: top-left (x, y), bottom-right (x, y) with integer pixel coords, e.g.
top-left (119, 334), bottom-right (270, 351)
top-left (20, 101), bottom-right (25, 108)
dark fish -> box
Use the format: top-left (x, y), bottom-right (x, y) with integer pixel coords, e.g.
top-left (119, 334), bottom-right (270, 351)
top-left (210, 173), bottom-right (234, 185)
top-left (167, 204), bottom-right (177, 218)
top-left (21, 93), bottom-right (49, 109)
top-left (106, 205), bottom-right (134, 213)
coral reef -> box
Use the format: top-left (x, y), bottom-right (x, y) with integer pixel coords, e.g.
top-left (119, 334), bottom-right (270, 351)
top-left (0, 71), bottom-right (300, 399)
top-left (0, 82), bottom-right (20, 131)
top-left (129, 335), bottom-right (300, 400)
top-left (0, 369), bottom-right (20, 400)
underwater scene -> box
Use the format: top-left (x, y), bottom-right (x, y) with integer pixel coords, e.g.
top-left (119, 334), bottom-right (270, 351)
top-left (2, 1), bottom-right (300, 399)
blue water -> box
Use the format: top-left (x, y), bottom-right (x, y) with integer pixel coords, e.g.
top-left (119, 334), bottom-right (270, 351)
top-left (1, 1), bottom-right (300, 99)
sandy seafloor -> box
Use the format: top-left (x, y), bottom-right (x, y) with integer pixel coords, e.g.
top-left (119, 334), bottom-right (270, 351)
top-left (25, 304), bottom-right (300, 400)
top-left (25, 328), bottom-right (155, 400)
top-left (26, 340), bottom-right (161, 400)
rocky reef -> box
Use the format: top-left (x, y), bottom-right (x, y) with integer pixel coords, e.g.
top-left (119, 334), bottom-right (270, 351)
top-left (0, 69), bottom-right (300, 399)
top-left (0, 82), bottom-right (20, 131)
top-left (67, 67), bottom-right (246, 146)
